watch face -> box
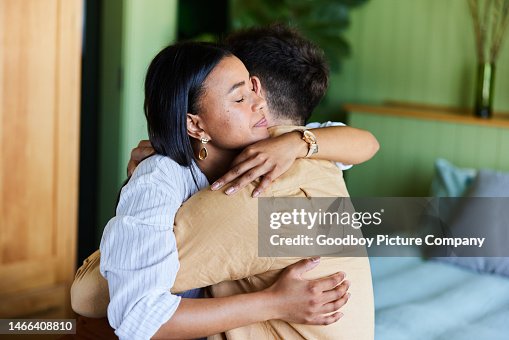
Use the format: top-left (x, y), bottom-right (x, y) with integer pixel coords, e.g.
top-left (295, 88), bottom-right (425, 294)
top-left (303, 130), bottom-right (317, 143)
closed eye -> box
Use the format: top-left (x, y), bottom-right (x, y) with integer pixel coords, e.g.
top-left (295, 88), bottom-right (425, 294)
top-left (235, 97), bottom-right (245, 103)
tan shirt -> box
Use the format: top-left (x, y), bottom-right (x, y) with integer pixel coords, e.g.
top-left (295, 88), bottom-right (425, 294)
top-left (174, 126), bottom-right (374, 339)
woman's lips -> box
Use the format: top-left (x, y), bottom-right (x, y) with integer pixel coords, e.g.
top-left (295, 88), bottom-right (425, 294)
top-left (254, 117), bottom-right (268, 127)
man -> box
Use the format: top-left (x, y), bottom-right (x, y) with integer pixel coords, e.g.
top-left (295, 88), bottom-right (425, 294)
top-left (72, 24), bottom-right (377, 339)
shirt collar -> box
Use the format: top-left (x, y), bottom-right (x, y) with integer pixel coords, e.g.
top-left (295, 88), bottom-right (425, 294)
top-left (268, 125), bottom-right (305, 138)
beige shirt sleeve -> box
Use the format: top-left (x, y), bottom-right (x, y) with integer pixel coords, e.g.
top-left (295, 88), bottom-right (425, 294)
top-left (172, 181), bottom-right (273, 293)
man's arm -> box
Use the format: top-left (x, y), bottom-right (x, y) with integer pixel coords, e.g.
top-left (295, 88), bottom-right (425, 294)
top-left (154, 259), bottom-right (348, 339)
top-left (172, 182), bottom-right (269, 292)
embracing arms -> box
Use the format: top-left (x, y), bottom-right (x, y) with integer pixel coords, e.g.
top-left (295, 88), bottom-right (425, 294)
top-left (127, 123), bottom-right (379, 196)
top-left (211, 124), bottom-right (378, 196)
top-left (98, 156), bottom-right (349, 339)
top-left (153, 259), bottom-right (349, 339)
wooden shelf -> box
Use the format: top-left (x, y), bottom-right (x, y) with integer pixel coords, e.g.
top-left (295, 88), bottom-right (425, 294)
top-left (343, 102), bottom-right (509, 129)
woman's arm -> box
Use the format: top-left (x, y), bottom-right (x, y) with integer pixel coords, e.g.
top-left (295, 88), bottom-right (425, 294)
top-left (307, 125), bottom-right (380, 165)
top-left (101, 156), bottom-right (192, 339)
top-left (210, 125), bottom-right (379, 196)
top-left (125, 125), bottom-right (379, 196)
top-left (153, 258), bottom-right (350, 339)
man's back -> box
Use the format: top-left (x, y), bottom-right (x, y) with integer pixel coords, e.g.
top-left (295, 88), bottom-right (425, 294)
top-left (174, 126), bottom-right (374, 339)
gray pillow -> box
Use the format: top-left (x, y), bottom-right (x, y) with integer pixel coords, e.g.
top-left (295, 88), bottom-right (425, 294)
top-left (433, 169), bottom-right (509, 277)
top-left (468, 168), bottom-right (509, 197)
top-left (430, 158), bottom-right (477, 197)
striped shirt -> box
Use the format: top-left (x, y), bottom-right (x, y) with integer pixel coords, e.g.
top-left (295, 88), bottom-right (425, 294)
top-left (100, 155), bottom-right (208, 339)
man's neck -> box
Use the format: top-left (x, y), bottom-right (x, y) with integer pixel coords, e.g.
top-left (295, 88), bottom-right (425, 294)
top-left (267, 114), bottom-right (305, 137)
top-left (268, 117), bottom-right (297, 127)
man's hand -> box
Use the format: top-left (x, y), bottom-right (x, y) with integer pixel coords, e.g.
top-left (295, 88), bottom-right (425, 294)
top-left (127, 140), bottom-right (155, 177)
top-left (210, 132), bottom-right (306, 197)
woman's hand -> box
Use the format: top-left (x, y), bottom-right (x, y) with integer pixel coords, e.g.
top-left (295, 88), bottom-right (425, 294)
top-left (265, 258), bottom-right (350, 325)
top-left (127, 140), bottom-right (155, 177)
top-left (211, 131), bottom-right (306, 197)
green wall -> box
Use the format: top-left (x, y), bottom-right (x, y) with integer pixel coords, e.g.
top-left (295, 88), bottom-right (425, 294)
top-left (314, 0), bottom-right (509, 121)
top-left (96, 0), bottom-right (509, 235)
top-left (346, 111), bottom-right (509, 197)
top-left (120, 0), bottom-right (178, 175)
top-left (98, 0), bottom-right (178, 238)
top-left (316, 0), bottom-right (509, 196)
top-left (98, 0), bottom-right (123, 236)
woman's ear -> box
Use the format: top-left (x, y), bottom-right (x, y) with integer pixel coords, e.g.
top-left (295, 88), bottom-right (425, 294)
top-left (251, 76), bottom-right (264, 97)
top-left (187, 113), bottom-right (208, 140)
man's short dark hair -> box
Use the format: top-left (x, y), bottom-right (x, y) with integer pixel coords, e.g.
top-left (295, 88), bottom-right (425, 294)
top-left (224, 24), bottom-right (329, 125)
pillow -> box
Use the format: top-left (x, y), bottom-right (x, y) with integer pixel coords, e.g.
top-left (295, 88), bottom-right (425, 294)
top-left (467, 168), bottom-right (509, 197)
top-left (424, 159), bottom-right (477, 236)
top-left (433, 169), bottom-right (509, 277)
top-left (430, 158), bottom-right (477, 197)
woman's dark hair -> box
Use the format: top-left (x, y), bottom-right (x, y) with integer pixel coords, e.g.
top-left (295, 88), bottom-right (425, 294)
top-left (144, 41), bottom-right (231, 168)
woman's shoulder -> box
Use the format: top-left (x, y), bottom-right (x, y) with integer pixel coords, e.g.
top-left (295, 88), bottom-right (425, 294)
top-left (130, 154), bottom-right (207, 197)
top-left (136, 154), bottom-right (189, 177)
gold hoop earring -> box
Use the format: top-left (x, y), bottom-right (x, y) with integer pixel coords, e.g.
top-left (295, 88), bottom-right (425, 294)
top-left (198, 137), bottom-right (209, 160)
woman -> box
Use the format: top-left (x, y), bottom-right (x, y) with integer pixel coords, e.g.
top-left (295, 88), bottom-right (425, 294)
top-left (100, 42), bottom-right (350, 340)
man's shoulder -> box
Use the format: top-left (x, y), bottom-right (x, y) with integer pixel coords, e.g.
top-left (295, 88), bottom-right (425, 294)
top-left (178, 181), bottom-right (258, 214)
top-left (268, 158), bottom-right (347, 197)
top-left (179, 158), bottom-right (344, 208)
top-left (175, 158), bottom-right (346, 220)
top-left (276, 158), bottom-right (342, 182)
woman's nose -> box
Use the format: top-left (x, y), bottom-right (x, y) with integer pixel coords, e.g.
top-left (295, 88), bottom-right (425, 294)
top-left (251, 91), bottom-right (266, 112)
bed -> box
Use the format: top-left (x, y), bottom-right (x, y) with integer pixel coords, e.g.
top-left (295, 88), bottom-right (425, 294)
top-left (371, 257), bottom-right (509, 340)
top-left (369, 159), bottom-right (509, 339)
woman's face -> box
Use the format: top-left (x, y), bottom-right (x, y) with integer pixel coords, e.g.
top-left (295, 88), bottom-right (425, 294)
top-left (192, 55), bottom-right (269, 150)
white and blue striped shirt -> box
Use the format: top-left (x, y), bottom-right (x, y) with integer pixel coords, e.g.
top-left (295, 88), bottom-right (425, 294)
top-left (100, 155), bottom-right (208, 340)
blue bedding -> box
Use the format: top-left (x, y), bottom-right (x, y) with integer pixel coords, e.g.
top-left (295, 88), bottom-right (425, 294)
top-left (370, 257), bottom-right (509, 340)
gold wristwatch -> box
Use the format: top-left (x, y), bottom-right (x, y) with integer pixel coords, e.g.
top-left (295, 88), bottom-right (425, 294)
top-left (294, 129), bottom-right (318, 158)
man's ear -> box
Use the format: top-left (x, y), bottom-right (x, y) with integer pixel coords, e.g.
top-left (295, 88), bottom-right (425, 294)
top-left (251, 76), bottom-right (264, 98)
top-left (187, 113), bottom-right (204, 140)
